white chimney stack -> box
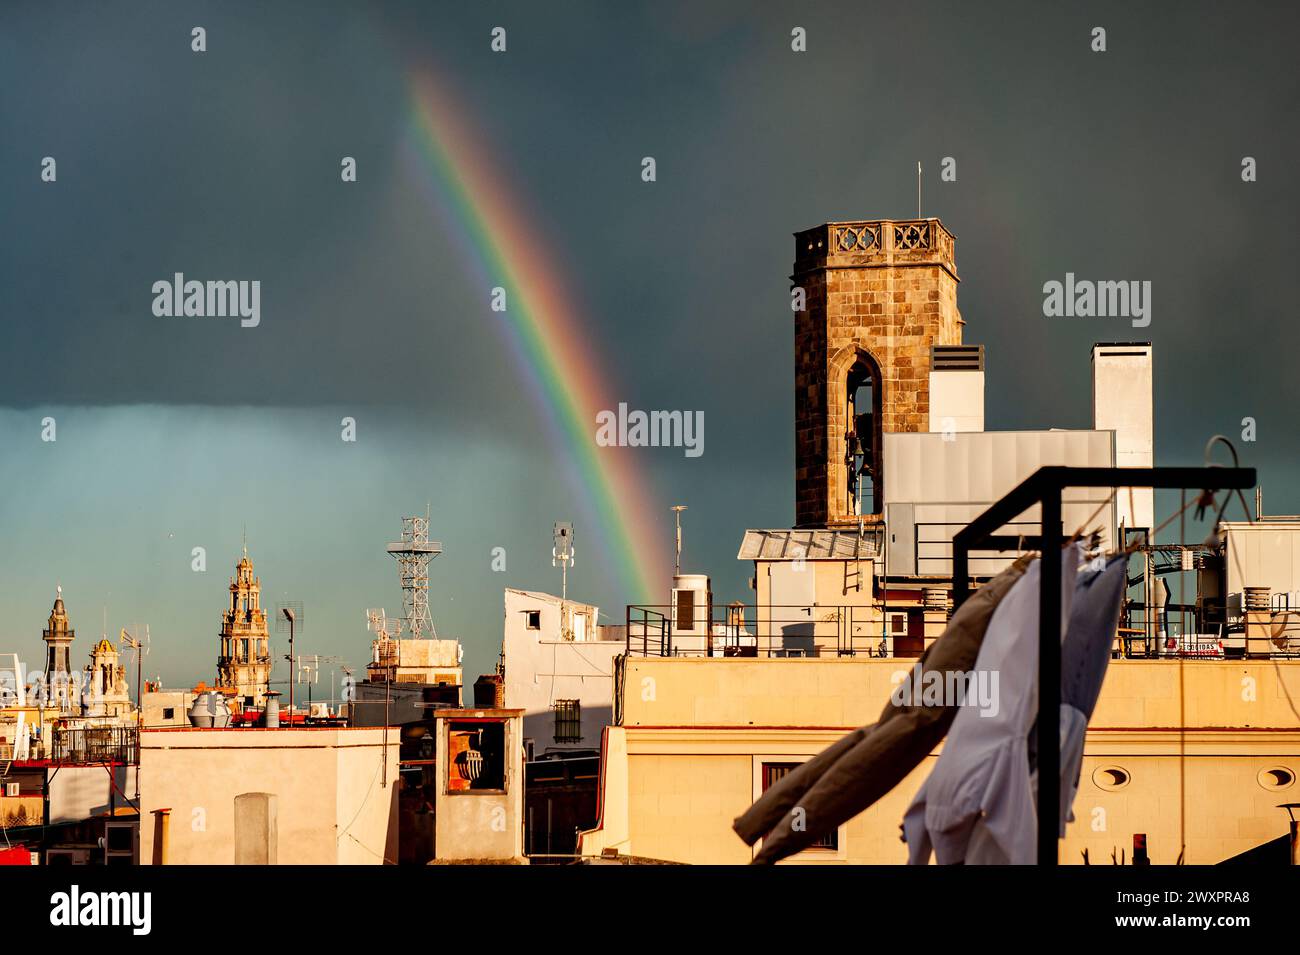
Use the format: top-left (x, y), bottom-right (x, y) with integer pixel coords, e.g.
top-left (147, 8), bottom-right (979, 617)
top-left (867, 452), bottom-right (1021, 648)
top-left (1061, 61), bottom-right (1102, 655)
top-left (928, 345), bottom-right (985, 434)
top-left (1092, 342), bottom-right (1154, 533)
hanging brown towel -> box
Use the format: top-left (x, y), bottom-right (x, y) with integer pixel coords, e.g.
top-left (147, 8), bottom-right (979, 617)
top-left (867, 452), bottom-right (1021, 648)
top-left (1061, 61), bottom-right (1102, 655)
top-left (734, 554), bottom-right (1032, 863)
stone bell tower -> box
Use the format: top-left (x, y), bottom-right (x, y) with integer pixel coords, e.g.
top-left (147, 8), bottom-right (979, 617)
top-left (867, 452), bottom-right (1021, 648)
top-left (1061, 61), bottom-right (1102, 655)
top-left (792, 218), bottom-right (963, 526)
top-left (42, 585), bottom-right (79, 710)
top-left (217, 548), bottom-right (272, 709)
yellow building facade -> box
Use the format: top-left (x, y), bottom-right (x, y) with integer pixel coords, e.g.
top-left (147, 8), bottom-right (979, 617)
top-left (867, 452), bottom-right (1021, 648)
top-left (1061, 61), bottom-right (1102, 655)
top-left (581, 656), bottom-right (1300, 864)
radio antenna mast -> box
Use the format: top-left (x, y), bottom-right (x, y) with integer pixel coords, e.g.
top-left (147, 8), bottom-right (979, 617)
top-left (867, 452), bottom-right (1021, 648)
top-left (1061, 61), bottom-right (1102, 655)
top-left (671, 505), bottom-right (688, 576)
top-left (552, 522), bottom-right (575, 601)
top-left (386, 515), bottom-right (442, 639)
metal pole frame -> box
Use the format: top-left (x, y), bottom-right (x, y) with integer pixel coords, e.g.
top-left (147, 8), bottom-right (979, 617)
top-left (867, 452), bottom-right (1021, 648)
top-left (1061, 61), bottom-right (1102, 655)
top-left (288, 617), bottom-right (294, 727)
top-left (950, 466), bottom-right (1256, 866)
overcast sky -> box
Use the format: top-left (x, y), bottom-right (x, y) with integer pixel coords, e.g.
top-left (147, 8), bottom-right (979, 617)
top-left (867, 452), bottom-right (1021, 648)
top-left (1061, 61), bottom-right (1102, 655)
top-left (1, 1), bottom-right (1296, 687)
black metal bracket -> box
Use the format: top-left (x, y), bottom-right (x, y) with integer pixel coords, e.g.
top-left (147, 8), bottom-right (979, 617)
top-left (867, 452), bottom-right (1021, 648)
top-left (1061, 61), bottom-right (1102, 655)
top-left (950, 465), bottom-right (1256, 865)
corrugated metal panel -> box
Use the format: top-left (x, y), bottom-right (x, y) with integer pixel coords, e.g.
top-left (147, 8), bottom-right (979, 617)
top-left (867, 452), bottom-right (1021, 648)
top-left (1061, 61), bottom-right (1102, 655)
top-left (882, 430), bottom-right (1117, 576)
top-left (737, 529), bottom-right (876, 561)
top-left (884, 430), bottom-right (1115, 506)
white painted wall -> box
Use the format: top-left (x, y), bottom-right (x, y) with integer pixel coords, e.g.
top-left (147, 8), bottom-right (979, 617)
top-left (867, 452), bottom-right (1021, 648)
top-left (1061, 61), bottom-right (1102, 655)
top-left (49, 764), bottom-right (139, 824)
top-left (928, 369), bottom-right (985, 433)
top-left (502, 589), bottom-right (620, 756)
top-left (1222, 522), bottom-right (1300, 618)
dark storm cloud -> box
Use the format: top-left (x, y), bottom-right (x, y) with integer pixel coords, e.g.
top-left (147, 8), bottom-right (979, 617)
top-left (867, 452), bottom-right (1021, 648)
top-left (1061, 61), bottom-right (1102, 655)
top-left (2, 1), bottom-right (1298, 533)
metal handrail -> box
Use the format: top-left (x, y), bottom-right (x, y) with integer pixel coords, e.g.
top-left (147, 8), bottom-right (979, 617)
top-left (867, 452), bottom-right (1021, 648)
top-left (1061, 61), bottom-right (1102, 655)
top-left (624, 602), bottom-right (940, 658)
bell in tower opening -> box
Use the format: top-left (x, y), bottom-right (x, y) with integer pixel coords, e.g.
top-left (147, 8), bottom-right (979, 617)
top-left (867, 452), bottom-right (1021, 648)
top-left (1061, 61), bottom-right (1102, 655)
top-left (846, 358), bottom-right (881, 517)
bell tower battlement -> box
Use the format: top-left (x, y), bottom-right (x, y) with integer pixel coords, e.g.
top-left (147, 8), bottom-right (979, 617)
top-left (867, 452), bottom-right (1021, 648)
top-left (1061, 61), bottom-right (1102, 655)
top-left (792, 218), bottom-right (963, 526)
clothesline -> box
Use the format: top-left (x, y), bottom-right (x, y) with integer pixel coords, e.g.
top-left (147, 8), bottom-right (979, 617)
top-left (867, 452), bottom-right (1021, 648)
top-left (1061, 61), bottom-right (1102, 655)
top-left (738, 456), bottom-right (1258, 865)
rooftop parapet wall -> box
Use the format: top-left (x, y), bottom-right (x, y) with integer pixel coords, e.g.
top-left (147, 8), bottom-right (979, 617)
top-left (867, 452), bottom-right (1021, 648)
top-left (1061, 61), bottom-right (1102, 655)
top-left (619, 656), bottom-right (1300, 734)
top-left (793, 219), bottom-right (958, 280)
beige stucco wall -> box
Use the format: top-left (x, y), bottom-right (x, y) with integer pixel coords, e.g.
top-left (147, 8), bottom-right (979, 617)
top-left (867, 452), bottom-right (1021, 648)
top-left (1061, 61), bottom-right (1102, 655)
top-left (753, 560), bottom-right (880, 614)
top-left (142, 689), bottom-right (194, 728)
top-left (139, 727), bottom-right (398, 865)
top-left (586, 656), bottom-right (1300, 864)
top-left (434, 712), bottom-right (525, 861)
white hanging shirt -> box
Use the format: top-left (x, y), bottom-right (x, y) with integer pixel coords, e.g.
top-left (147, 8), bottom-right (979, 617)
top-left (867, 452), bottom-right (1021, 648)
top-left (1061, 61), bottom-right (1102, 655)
top-left (1051, 555), bottom-right (1128, 834)
top-left (902, 544), bottom-right (1081, 865)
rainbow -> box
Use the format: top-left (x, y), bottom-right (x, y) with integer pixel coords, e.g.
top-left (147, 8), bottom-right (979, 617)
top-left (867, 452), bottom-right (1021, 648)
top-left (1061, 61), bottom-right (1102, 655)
top-left (403, 68), bottom-right (667, 604)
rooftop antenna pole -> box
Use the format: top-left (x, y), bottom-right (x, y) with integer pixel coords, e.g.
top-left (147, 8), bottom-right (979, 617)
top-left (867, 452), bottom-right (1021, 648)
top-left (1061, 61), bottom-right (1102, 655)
top-left (917, 161), bottom-right (922, 218)
top-left (553, 523), bottom-right (575, 640)
top-left (671, 505), bottom-right (688, 576)
top-left (119, 625), bottom-right (149, 804)
top-left (281, 608), bottom-right (295, 726)
top-left (552, 523), bottom-right (574, 603)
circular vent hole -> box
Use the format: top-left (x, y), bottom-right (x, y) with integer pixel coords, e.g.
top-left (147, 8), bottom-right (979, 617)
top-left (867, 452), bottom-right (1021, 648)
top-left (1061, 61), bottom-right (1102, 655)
top-left (1093, 766), bottom-right (1130, 791)
top-left (1258, 767), bottom-right (1295, 791)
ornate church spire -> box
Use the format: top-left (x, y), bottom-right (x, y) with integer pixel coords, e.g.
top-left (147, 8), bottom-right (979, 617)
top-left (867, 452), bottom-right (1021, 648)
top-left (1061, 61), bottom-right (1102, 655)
top-left (217, 547), bottom-right (271, 710)
top-left (43, 585), bottom-right (79, 710)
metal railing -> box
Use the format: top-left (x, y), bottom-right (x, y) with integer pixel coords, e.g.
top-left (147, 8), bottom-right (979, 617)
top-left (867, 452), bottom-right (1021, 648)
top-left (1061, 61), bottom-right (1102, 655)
top-left (1123, 596), bottom-right (1300, 660)
top-left (915, 520), bottom-right (1044, 577)
top-left (50, 726), bottom-right (138, 765)
top-left (625, 603), bottom-right (934, 658)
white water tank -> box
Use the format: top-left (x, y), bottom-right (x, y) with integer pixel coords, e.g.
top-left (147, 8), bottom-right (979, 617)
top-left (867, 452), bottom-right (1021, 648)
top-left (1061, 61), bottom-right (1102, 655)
top-left (189, 691), bottom-right (233, 728)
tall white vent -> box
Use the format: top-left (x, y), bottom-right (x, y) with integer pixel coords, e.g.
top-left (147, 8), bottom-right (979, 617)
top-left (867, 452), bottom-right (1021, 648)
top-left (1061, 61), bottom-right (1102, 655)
top-left (1092, 342), bottom-right (1154, 533)
top-left (929, 345), bottom-right (984, 434)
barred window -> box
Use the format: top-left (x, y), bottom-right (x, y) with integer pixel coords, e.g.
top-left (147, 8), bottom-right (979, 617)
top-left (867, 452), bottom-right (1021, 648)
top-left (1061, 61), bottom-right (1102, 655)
top-left (553, 699), bottom-right (581, 743)
top-left (762, 763), bottom-right (838, 850)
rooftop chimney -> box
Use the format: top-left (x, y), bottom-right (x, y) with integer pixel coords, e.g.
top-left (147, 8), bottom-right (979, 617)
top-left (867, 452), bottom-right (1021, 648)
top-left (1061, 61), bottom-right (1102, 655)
top-left (1092, 343), bottom-right (1154, 533)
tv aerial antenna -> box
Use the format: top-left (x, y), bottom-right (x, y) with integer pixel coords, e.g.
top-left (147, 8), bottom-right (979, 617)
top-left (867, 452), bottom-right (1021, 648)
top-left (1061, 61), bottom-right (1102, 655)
top-left (552, 522), bottom-right (575, 601)
top-left (118, 623), bottom-right (150, 661)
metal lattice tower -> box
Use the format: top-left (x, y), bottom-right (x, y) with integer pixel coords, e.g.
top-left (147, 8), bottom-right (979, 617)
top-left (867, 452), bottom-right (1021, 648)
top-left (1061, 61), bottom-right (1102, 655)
top-left (386, 515), bottom-right (442, 639)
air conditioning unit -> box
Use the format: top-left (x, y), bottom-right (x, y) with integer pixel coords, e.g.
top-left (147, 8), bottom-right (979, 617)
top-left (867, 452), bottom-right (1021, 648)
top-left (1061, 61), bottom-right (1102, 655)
top-left (4, 783), bottom-right (19, 797)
